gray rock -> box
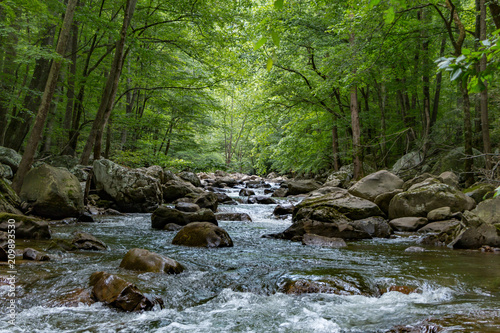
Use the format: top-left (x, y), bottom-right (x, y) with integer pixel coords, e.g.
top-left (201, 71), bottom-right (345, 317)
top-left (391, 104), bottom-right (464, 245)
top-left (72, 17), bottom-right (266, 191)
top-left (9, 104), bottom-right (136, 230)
top-left (301, 233), bottom-right (347, 248)
top-left (350, 216), bottom-right (392, 238)
top-left (72, 231), bottom-right (107, 251)
top-left (389, 217), bottom-right (428, 232)
top-left (0, 146), bottom-right (22, 172)
top-left (448, 211), bottom-right (500, 249)
top-left (0, 178), bottom-right (22, 214)
top-left (418, 220), bottom-right (460, 233)
top-left (274, 218), bottom-right (371, 241)
top-left (348, 170), bottom-right (404, 202)
top-left (215, 212), bottom-right (252, 222)
top-left (464, 183), bottom-right (496, 204)
top-left (151, 206), bottom-right (217, 230)
top-left (172, 222), bottom-right (233, 248)
top-left (248, 195), bottom-right (276, 204)
top-left (439, 171), bottom-right (459, 189)
top-left (392, 151), bottom-right (423, 174)
top-left (0, 163), bottom-right (13, 179)
top-left (431, 147), bottom-right (485, 175)
top-left (194, 192), bottom-right (218, 212)
top-left (23, 248), bottom-right (50, 261)
top-left (472, 196), bottom-right (500, 225)
top-left (239, 189), bottom-right (255, 196)
top-left (374, 189), bottom-right (402, 215)
top-left (273, 204), bottom-right (294, 215)
top-left (175, 202), bottom-right (200, 212)
top-left (286, 179), bottom-right (322, 196)
top-left (427, 207), bottom-right (452, 221)
top-left (178, 171), bottom-right (202, 187)
top-left (271, 187), bottom-right (288, 198)
top-left (0, 213), bottom-right (51, 239)
top-left (404, 246), bottom-right (426, 253)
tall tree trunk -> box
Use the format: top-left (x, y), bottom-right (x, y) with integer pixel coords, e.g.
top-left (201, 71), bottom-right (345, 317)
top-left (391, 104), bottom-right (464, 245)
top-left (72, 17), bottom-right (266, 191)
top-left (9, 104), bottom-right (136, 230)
top-left (80, 0), bottom-right (138, 165)
top-left (431, 36), bottom-right (447, 129)
top-left (460, 83), bottom-right (474, 187)
top-left (332, 122), bottom-right (340, 171)
top-left (479, 0), bottom-right (492, 169)
top-left (350, 85), bottom-right (362, 180)
top-left (420, 9), bottom-right (431, 155)
top-left (489, 1), bottom-right (500, 29)
top-left (12, 0), bottom-right (78, 193)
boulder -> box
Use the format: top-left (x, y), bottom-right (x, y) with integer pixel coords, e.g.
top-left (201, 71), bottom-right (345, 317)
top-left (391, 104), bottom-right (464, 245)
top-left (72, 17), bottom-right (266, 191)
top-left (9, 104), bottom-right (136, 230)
top-left (247, 195), bottom-right (276, 205)
top-left (348, 170), bottom-right (404, 202)
top-left (464, 183), bottom-right (496, 204)
top-left (239, 189), bottom-right (255, 197)
top-left (392, 151), bottom-right (423, 174)
top-left (175, 202), bottom-right (200, 212)
top-left (23, 248), bottom-right (50, 261)
top-left (245, 180), bottom-right (265, 188)
top-left (0, 146), bottom-right (21, 172)
top-left (431, 147), bottom-right (485, 175)
top-left (272, 218), bottom-right (371, 241)
top-left (402, 173), bottom-right (437, 191)
top-left (138, 165), bottom-right (165, 183)
top-left (215, 192), bottom-right (237, 205)
top-left (294, 190), bottom-right (384, 220)
top-left (215, 212), bottom-right (252, 222)
top-left (286, 179), bottom-right (322, 196)
top-left (89, 271), bottom-right (156, 312)
top-left (194, 192), bottom-right (218, 212)
top-left (72, 231), bottom-right (107, 251)
top-left (19, 164), bottom-right (84, 219)
top-left (0, 178), bottom-right (22, 214)
top-left (0, 163), bottom-right (12, 179)
top-left (279, 276), bottom-right (374, 296)
top-left (325, 170), bottom-right (352, 188)
top-left (93, 159), bottom-right (162, 213)
top-left (350, 216), bottom-right (392, 238)
top-left (301, 233), bottom-right (347, 248)
top-left (307, 186), bottom-right (346, 199)
top-left (0, 213), bottom-right (51, 239)
top-left (178, 171), bottom-right (202, 187)
top-left (119, 248), bottom-right (184, 274)
top-left (448, 211), bottom-right (500, 249)
top-left (472, 197), bottom-right (500, 225)
top-left (151, 206), bottom-right (217, 230)
top-left (388, 181), bottom-right (476, 219)
top-left (213, 176), bottom-right (239, 188)
top-left (427, 207), bottom-right (452, 221)
top-left (389, 217), bottom-right (428, 232)
top-left (172, 222), bottom-right (233, 248)
top-left (439, 171), bottom-right (459, 189)
top-left (273, 204), bottom-right (294, 216)
top-left (418, 220), bottom-right (460, 233)
top-left (374, 189), bottom-right (402, 215)
top-left (271, 187), bottom-right (288, 198)
top-left (162, 182), bottom-right (201, 202)
top-left (404, 246), bottom-right (426, 253)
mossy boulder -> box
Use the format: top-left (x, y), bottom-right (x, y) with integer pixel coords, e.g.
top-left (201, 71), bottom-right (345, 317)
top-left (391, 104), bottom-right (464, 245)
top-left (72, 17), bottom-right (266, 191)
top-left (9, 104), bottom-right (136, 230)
top-left (273, 218), bottom-right (371, 241)
top-left (172, 222), bottom-right (233, 248)
top-left (194, 192), bottom-right (218, 212)
top-left (471, 197), bottom-right (500, 225)
top-left (119, 248), bottom-right (184, 274)
top-left (348, 170), bottom-right (404, 202)
top-left (0, 213), bottom-right (51, 239)
top-left (286, 179), bottom-right (322, 196)
top-left (464, 183), bottom-right (496, 204)
top-left (0, 146), bottom-right (21, 172)
top-left (350, 216), bottom-right (393, 238)
top-left (19, 164), bottom-right (84, 219)
top-left (0, 178), bottom-right (22, 214)
top-left (431, 147), bottom-right (485, 175)
top-left (151, 206), bottom-right (217, 230)
top-left (448, 211), bottom-right (500, 249)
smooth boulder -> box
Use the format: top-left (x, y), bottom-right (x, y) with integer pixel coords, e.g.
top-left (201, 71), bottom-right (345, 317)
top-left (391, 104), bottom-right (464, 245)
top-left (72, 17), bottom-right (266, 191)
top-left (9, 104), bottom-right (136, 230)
top-left (389, 217), bottom-right (428, 232)
top-left (350, 216), bottom-right (392, 238)
top-left (0, 213), bottom-right (51, 239)
top-left (215, 212), bottom-right (252, 222)
top-left (172, 222), bottom-right (233, 248)
top-left (19, 164), bottom-right (84, 219)
top-left (247, 195), bottom-right (276, 205)
top-left (151, 206), bottom-right (217, 230)
top-left (301, 234), bottom-right (347, 248)
top-left (472, 197), bottom-right (500, 225)
top-left (119, 248), bottom-right (184, 274)
top-left (286, 179), bottom-right (322, 196)
top-left (348, 170), bottom-right (404, 202)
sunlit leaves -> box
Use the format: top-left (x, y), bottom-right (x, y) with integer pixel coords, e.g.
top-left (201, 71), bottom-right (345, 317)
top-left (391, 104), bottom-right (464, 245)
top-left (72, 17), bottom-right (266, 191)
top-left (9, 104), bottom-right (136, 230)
top-left (254, 36), bottom-right (267, 50)
top-left (274, 0), bottom-right (283, 10)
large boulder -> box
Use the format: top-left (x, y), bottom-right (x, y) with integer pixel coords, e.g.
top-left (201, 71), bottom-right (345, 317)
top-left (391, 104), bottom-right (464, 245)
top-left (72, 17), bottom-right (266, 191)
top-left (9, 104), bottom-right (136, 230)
top-left (178, 171), bottom-right (202, 187)
top-left (119, 248), bottom-right (184, 274)
top-left (350, 216), bottom-right (392, 238)
top-left (93, 159), bottom-right (162, 213)
top-left (472, 197), bottom-right (500, 225)
top-left (247, 195), bottom-right (276, 205)
top-left (388, 180), bottom-right (476, 219)
top-left (72, 231), bottom-right (107, 251)
top-left (0, 163), bottom-right (12, 179)
top-left (0, 146), bottom-right (21, 172)
top-left (418, 219), bottom-right (460, 234)
top-left (215, 212), bottom-right (252, 222)
top-left (0, 213), bottom-right (51, 239)
top-left (389, 217), bottom-right (428, 232)
top-left (172, 222), bottom-right (233, 248)
top-left (273, 204), bottom-right (294, 216)
top-left (19, 164), bottom-right (84, 219)
top-left (89, 272), bottom-right (156, 312)
top-left (0, 178), bottom-right (22, 214)
top-left (151, 206), bottom-right (217, 230)
top-left (348, 170), bottom-right (404, 202)
top-left (294, 190), bottom-right (384, 220)
top-left (374, 189), bottom-right (402, 215)
top-left (464, 183), bottom-right (496, 204)
top-left (392, 151), bottom-right (423, 174)
top-left (194, 192), bottom-right (218, 212)
top-left (273, 218), bottom-right (371, 241)
top-left (301, 233), bottom-right (347, 248)
top-left (448, 211), bottom-right (500, 249)
top-left (431, 147), bottom-right (485, 175)
top-left (286, 179), bottom-right (322, 196)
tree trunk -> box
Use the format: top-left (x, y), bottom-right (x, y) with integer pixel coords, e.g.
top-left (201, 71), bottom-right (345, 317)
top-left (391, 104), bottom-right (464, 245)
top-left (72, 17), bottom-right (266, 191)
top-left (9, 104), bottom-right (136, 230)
top-left (12, 0), bottom-right (78, 193)
top-left (332, 122), bottom-right (340, 171)
top-left (489, 1), bottom-right (500, 29)
top-left (80, 0), bottom-right (138, 165)
top-left (421, 9), bottom-right (431, 155)
top-left (459, 83), bottom-right (475, 187)
top-left (431, 36), bottom-right (446, 129)
top-left (479, 0), bottom-right (492, 169)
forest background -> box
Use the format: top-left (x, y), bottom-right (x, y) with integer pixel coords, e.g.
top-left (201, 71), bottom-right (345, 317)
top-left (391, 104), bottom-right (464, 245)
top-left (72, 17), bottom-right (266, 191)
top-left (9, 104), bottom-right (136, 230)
top-left (1, 0), bottom-right (499, 189)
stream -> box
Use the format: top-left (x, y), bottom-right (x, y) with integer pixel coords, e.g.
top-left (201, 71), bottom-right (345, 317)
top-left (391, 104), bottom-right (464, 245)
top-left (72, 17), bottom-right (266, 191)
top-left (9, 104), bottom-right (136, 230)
top-left (1, 186), bottom-right (500, 332)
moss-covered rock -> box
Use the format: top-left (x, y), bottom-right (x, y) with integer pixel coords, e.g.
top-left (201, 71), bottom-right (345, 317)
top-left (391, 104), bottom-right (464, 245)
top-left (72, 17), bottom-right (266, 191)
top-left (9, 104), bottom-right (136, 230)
top-left (0, 178), bottom-right (22, 214)
top-left (0, 213), bottom-right (51, 239)
top-left (472, 196), bottom-right (500, 225)
top-left (464, 183), bottom-right (496, 204)
top-left (172, 222), bottom-right (233, 248)
top-left (19, 164), bottom-right (84, 219)
top-left (119, 248), bottom-right (184, 274)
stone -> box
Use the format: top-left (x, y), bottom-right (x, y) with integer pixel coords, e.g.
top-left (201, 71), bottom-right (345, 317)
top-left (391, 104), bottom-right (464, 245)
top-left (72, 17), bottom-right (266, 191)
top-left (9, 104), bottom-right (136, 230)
top-left (23, 248), bottom-right (50, 261)
top-left (119, 248), bottom-right (184, 274)
top-left (172, 222), bottom-right (233, 248)
top-left (194, 192), bottom-right (218, 212)
top-left (89, 271), bottom-right (156, 312)
top-left (273, 204), bottom-right (294, 216)
top-left (247, 195), bottom-right (276, 205)
top-left (389, 217), bottom-right (428, 232)
top-left (418, 220), bottom-right (460, 233)
top-left (464, 183), bottom-right (496, 204)
top-left (350, 216), bottom-right (392, 238)
top-left (439, 171), bottom-right (459, 189)
top-left (348, 170), bottom-right (404, 202)
top-left (151, 206), bottom-right (217, 230)
top-left (272, 218), bottom-right (371, 241)
top-left (271, 187), bottom-right (288, 198)
top-left (388, 181), bottom-right (476, 219)
top-left (215, 192), bottom-right (237, 205)
top-left (431, 147), bottom-right (485, 175)
top-left (404, 246), bottom-right (426, 253)
top-left (0, 163), bottom-right (12, 179)
top-left (427, 207), bottom-right (452, 221)
top-left (294, 190), bottom-right (384, 220)
top-left (213, 176), bottom-right (239, 188)
top-left (0, 213), bottom-right (51, 239)
top-left (392, 151), bottom-right (423, 174)
top-left (175, 202), bottom-right (200, 212)
top-left (215, 212), bottom-right (252, 222)
top-left (374, 189), bottom-right (402, 215)
top-left (0, 178), bottom-right (22, 214)
top-left (0, 146), bottom-right (22, 172)
top-left (286, 179), bottom-right (322, 196)
top-left (239, 189), bottom-right (255, 196)
top-left (279, 276), bottom-right (374, 296)
top-left (307, 186), bottom-right (346, 199)
top-left (472, 196), bottom-right (500, 225)
top-left (50, 288), bottom-right (94, 307)
top-left (19, 164), bottom-right (84, 219)
top-left (301, 233), bottom-right (347, 248)
top-left (93, 159), bottom-right (162, 213)
top-left (178, 171), bottom-right (202, 187)
top-left (72, 231), bottom-right (107, 251)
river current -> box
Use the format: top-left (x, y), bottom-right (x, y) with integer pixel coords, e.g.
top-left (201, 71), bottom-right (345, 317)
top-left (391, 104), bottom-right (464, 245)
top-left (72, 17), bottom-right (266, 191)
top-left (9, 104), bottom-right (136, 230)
top-left (1, 186), bottom-right (499, 332)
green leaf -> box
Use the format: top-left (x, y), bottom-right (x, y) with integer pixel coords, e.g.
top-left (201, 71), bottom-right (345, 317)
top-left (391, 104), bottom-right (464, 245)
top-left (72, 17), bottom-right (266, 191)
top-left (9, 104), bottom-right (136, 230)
top-left (254, 37), bottom-right (267, 50)
top-left (274, 0), bottom-right (283, 10)
top-left (494, 186), bottom-right (500, 198)
top-left (462, 48), bottom-right (470, 55)
top-left (450, 68), bottom-right (462, 81)
top-left (369, 0), bottom-right (382, 9)
top-left (271, 30), bottom-right (280, 47)
top-left (385, 7), bottom-right (395, 24)
top-left (266, 57), bottom-right (273, 72)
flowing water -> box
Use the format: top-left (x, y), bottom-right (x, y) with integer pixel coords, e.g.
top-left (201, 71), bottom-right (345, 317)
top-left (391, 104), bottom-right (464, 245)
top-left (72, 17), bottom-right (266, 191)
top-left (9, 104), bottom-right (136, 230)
top-left (1, 186), bottom-right (500, 332)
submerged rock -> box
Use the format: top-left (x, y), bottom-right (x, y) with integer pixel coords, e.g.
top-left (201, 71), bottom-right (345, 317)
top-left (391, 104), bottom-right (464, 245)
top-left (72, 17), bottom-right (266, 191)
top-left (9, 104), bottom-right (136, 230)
top-left (89, 271), bottom-right (156, 312)
top-left (301, 233), bottom-right (347, 248)
top-left (19, 164), bottom-right (84, 219)
top-left (247, 195), bottom-right (276, 205)
top-left (72, 231), bottom-right (107, 251)
top-left (23, 248), bottom-right (50, 261)
top-left (172, 222), bottom-right (233, 248)
top-left (239, 189), bottom-right (255, 197)
top-left (119, 248), bottom-right (184, 274)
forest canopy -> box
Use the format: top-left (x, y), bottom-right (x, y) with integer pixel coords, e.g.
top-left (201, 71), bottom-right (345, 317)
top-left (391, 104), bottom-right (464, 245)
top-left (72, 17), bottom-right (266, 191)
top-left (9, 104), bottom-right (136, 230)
top-left (1, 0), bottom-right (499, 186)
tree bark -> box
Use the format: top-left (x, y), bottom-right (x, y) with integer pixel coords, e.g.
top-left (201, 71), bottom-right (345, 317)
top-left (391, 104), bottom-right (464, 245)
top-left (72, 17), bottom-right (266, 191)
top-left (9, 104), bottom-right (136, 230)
top-left (12, 0), bottom-right (78, 193)
top-left (479, 0), bottom-right (491, 170)
top-left (460, 83), bottom-right (474, 187)
top-left (80, 0), bottom-right (138, 165)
